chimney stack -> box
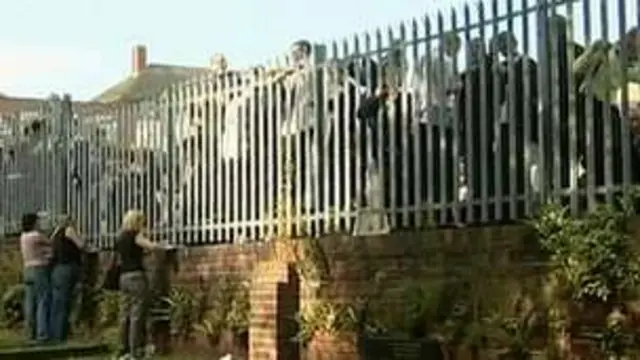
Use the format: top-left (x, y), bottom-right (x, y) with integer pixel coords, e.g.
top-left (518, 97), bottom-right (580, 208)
top-left (132, 45), bottom-right (147, 75)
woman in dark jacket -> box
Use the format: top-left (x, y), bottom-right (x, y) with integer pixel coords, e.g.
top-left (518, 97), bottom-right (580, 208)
top-left (50, 216), bottom-right (85, 342)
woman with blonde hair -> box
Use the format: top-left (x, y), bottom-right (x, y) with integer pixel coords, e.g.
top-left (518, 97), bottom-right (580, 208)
top-left (114, 209), bottom-right (167, 360)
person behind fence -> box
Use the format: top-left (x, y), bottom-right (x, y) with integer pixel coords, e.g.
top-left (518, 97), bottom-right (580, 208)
top-left (115, 209), bottom-right (169, 359)
top-left (49, 215), bottom-right (85, 342)
top-left (19, 212), bottom-right (52, 342)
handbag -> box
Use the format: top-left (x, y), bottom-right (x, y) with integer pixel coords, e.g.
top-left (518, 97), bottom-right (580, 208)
top-left (102, 251), bottom-right (121, 291)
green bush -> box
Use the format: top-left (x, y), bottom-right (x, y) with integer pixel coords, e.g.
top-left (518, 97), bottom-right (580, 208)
top-left (1, 284), bottom-right (25, 328)
top-left (96, 290), bottom-right (124, 328)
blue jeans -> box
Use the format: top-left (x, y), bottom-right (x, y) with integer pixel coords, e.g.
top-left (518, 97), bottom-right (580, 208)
top-left (24, 265), bottom-right (51, 341)
top-left (50, 263), bottom-right (80, 341)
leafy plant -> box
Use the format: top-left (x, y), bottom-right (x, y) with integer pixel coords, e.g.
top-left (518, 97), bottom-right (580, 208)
top-left (534, 195), bottom-right (640, 358)
top-left (164, 286), bottom-right (199, 340)
top-left (484, 305), bottom-right (543, 359)
top-left (0, 250), bottom-right (24, 327)
top-left (401, 280), bottom-right (446, 338)
top-left (189, 274), bottom-right (252, 347)
top-left (533, 199), bottom-right (640, 304)
top-left (295, 300), bottom-right (358, 346)
top-left (600, 307), bottom-right (632, 359)
top-left (0, 284), bottom-right (24, 328)
top-left (194, 308), bottom-right (225, 346)
top-left (96, 290), bottom-right (123, 328)
top-left (0, 250), bottom-right (23, 304)
top-left (226, 280), bottom-right (250, 336)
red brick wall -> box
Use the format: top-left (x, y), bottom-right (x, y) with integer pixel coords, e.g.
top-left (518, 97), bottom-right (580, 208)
top-left (173, 243), bottom-right (268, 285)
top-left (164, 224), bottom-right (540, 359)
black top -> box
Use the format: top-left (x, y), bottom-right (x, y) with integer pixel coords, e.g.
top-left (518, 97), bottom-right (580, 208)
top-left (52, 226), bottom-right (82, 265)
top-left (116, 230), bottom-right (145, 273)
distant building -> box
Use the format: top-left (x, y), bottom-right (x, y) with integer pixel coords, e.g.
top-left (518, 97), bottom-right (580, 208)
top-left (93, 45), bottom-right (216, 103)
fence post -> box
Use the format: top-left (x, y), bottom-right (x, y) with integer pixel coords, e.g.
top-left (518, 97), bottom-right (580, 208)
top-left (166, 88), bottom-right (176, 244)
top-left (60, 94), bottom-right (73, 217)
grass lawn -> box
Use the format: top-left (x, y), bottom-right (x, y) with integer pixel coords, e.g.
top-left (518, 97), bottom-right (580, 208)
top-left (0, 329), bottom-right (23, 347)
top-left (0, 329), bottom-right (232, 359)
top-left (74, 350), bottom-right (223, 359)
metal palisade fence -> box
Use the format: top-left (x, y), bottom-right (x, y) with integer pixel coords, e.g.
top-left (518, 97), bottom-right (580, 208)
top-left (1, 0), bottom-right (639, 247)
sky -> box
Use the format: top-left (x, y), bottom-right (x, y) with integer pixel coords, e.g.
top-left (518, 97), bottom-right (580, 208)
top-left (0, 0), bottom-right (636, 101)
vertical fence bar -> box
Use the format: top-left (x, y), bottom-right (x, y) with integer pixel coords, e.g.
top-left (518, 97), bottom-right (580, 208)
top-left (565, 0), bottom-right (579, 213)
top-left (186, 81), bottom-right (195, 245)
top-left (581, 0), bottom-right (596, 210)
top-left (82, 107), bottom-right (87, 238)
top-left (284, 55), bottom-right (295, 237)
top-left (330, 42), bottom-right (342, 232)
top-left (548, 1), bottom-right (562, 201)
top-left (166, 85), bottom-right (176, 246)
top-left (312, 47), bottom-right (325, 236)
top-left (449, 10), bottom-right (462, 225)
top-left (536, 0), bottom-right (549, 203)
top-left (205, 75), bottom-right (214, 242)
top-left (478, 2), bottom-right (490, 221)
top-left (243, 72), bottom-right (250, 239)
top-left (261, 68), bottom-right (269, 239)
top-left (491, 0), bottom-right (504, 221)
top-left (95, 108), bottom-right (101, 245)
top-left (196, 80), bottom-right (205, 244)
top-left (321, 56), bottom-right (331, 234)
top-left (223, 74), bottom-right (232, 241)
top-left (150, 99), bottom-right (159, 237)
top-left (505, 0), bottom-right (519, 218)
top-left (340, 39), bottom-right (353, 231)
top-left (128, 102), bottom-right (134, 233)
top-left (352, 35), bottom-right (364, 232)
top-left (385, 27), bottom-right (398, 227)
top-left (423, 17), bottom-right (436, 225)
top-left (247, 71), bottom-right (257, 240)
top-left (293, 62), bottom-right (303, 236)
top-left (108, 107), bottom-right (117, 244)
top-left (215, 73), bottom-right (225, 243)
top-left (521, 0), bottom-right (533, 216)
top-left (436, 13), bottom-right (448, 224)
top-left (463, 6), bottom-right (474, 224)
top-left (177, 82), bottom-right (186, 245)
top-left (543, 0), bottom-right (574, 203)
top-left (398, 23), bottom-right (411, 227)
top-left (599, 0), bottom-right (613, 203)
top-left (116, 105), bottom-right (124, 243)
top-left (618, 0), bottom-right (632, 189)
top-left (410, 20), bottom-right (423, 228)
top-left (198, 77), bottom-right (207, 243)
top-left (83, 111), bottom-right (91, 239)
top-left (61, 95), bottom-right (72, 219)
top-left (232, 72), bottom-right (242, 241)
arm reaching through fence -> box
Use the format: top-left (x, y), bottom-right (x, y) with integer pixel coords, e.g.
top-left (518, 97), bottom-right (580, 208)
top-left (64, 226), bottom-right (85, 249)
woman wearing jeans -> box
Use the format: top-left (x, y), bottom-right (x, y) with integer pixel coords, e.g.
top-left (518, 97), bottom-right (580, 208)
top-left (50, 216), bottom-right (85, 342)
top-left (19, 213), bottom-right (52, 342)
top-left (116, 210), bottom-right (167, 360)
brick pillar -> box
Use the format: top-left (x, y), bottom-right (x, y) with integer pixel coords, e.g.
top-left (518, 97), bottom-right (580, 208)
top-left (250, 261), bottom-right (300, 360)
